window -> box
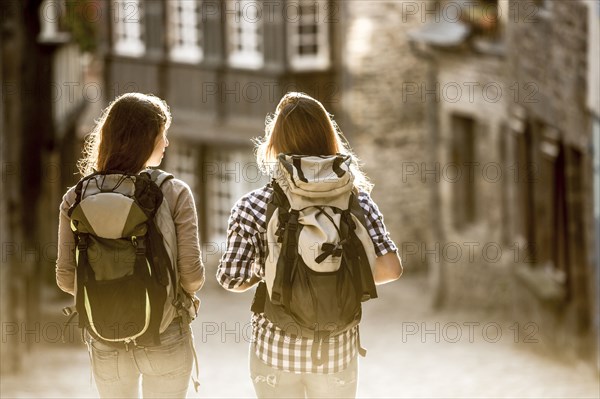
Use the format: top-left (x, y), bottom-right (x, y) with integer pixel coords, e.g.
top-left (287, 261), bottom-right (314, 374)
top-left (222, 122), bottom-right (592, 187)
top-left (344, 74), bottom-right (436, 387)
top-left (288, 0), bottom-right (330, 70)
top-left (551, 145), bottom-right (567, 280)
top-left (38, 0), bottom-right (69, 42)
top-left (515, 123), bottom-right (536, 261)
top-left (227, 0), bottom-right (263, 69)
top-left (451, 114), bottom-right (477, 229)
top-left (113, 0), bottom-right (145, 56)
top-left (168, 0), bottom-right (203, 63)
top-left (205, 148), bottom-right (268, 243)
top-left (166, 142), bottom-right (199, 204)
top-left (499, 125), bottom-right (511, 245)
top-left (537, 133), bottom-right (567, 281)
top-left (206, 150), bottom-right (234, 243)
top-left (564, 148), bottom-right (588, 306)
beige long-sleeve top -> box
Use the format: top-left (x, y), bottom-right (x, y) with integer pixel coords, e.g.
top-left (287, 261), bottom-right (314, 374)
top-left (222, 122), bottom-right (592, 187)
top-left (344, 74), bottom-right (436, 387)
top-left (56, 177), bottom-right (205, 296)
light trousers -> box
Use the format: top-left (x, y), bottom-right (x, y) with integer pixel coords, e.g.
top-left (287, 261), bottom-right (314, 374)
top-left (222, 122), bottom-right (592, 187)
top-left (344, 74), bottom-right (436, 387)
top-left (87, 320), bottom-right (194, 398)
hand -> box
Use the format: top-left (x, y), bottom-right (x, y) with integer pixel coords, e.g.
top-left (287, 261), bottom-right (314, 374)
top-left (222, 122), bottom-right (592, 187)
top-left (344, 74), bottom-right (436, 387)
top-left (374, 252), bottom-right (403, 285)
top-left (247, 274), bottom-right (261, 286)
top-left (228, 274), bottom-right (262, 292)
top-left (191, 295), bottom-right (200, 316)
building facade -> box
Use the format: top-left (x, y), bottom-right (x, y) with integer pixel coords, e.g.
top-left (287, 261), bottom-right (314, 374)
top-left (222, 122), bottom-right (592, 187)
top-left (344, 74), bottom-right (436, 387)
top-left (508, 0), bottom-right (598, 363)
top-left (98, 0), bottom-right (347, 265)
top-left (586, 0), bottom-right (600, 348)
top-left (1, 0), bottom-right (87, 373)
top-left (410, 0), bottom-right (599, 364)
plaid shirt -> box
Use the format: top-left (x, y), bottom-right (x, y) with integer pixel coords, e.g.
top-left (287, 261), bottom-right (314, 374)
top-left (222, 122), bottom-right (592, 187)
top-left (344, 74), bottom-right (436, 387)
top-left (217, 185), bottom-right (397, 373)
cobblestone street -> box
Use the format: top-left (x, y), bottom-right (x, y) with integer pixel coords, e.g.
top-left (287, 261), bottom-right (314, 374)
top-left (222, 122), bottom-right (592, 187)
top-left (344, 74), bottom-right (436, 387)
top-left (1, 274), bottom-right (599, 398)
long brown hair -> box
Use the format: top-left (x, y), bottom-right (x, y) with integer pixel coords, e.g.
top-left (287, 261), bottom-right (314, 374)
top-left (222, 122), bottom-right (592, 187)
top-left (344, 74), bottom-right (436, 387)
top-left (78, 93), bottom-right (172, 176)
top-left (256, 92), bottom-right (372, 193)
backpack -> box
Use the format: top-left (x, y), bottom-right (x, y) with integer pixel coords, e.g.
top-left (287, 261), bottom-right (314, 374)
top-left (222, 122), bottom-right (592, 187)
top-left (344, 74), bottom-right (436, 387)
top-left (252, 154), bottom-right (378, 365)
top-left (66, 169), bottom-right (196, 347)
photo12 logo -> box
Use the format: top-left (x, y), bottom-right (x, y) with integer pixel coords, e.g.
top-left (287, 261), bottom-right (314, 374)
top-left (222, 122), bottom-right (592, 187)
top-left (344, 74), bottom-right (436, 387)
top-left (401, 82), bottom-right (539, 105)
top-left (401, 321), bottom-right (540, 344)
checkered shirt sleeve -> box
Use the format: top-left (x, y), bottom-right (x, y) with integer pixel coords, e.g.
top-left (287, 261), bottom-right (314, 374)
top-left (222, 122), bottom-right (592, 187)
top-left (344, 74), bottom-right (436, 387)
top-left (356, 190), bottom-right (398, 256)
top-left (217, 185), bottom-right (398, 373)
top-left (216, 188), bottom-right (270, 289)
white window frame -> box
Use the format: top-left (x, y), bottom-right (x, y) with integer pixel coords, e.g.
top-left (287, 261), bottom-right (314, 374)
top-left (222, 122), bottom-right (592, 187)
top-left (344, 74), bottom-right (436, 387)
top-left (38, 0), bottom-right (70, 42)
top-left (113, 0), bottom-right (145, 57)
top-left (206, 148), bottom-right (268, 243)
top-left (168, 0), bottom-right (203, 63)
top-left (227, 0), bottom-right (263, 69)
top-left (167, 142), bottom-right (199, 201)
top-left (288, 0), bottom-right (330, 71)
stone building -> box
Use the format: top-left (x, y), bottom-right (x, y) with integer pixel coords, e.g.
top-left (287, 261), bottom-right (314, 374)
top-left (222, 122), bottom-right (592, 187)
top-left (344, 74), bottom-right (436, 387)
top-left (409, 0), bottom-right (513, 308)
top-left (94, 0), bottom-right (433, 271)
top-left (410, 0), bottom-right (599, 365)
top-left (340, 0), bottom-right (431, 273)
top-left (507, 0), bottom-right (598, 363)
top-left (586, 0), bottom-right (600, 345)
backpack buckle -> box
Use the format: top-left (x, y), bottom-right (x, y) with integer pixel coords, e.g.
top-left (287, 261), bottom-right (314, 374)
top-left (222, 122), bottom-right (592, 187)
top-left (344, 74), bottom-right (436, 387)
top-left (275, 226), bottom-right (285, 243)
top-left (132, 236), bottom-right (145, 254)
top-left (77, 234), bottom-right (88, 250)
top-left (315, 241), bottom-right (345, 264)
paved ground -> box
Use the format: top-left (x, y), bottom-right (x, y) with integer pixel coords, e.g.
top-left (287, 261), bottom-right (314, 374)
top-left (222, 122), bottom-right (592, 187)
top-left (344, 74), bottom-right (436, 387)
top-left (1, 274), bottom-right (599, 398)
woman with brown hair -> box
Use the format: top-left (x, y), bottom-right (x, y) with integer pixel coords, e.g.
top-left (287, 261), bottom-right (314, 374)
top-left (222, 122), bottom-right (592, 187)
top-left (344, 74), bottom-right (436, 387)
top-left (56, 93), bottom-right (204, 398)
top-left (217, 92), bottom-right (402, 398)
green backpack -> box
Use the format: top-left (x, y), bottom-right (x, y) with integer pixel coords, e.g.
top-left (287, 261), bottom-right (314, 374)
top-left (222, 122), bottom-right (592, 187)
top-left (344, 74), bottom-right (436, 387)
top-left (67, 169), bottom-right (194, 347)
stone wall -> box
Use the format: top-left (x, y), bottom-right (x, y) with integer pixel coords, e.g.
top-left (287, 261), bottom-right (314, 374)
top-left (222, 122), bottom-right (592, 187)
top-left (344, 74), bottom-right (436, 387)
top-left (507, 0), bottom-right (596, 362)
top-left (341, 0), bottom-right (431, 272)
top-left (435, 50), bottom-right (512, 312)
top-left (509, 0), bottom-right (590, 150)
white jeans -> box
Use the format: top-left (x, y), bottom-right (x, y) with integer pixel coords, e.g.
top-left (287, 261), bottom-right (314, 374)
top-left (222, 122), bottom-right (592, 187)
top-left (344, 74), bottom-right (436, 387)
top-left (87, 320), bottom-right (194, 398)
top-left (250, 348), bottom-right (358, 398)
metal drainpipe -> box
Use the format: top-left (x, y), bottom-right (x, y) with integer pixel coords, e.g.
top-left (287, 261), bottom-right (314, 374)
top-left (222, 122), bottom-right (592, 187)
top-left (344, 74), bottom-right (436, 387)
top-left (409, 40), bottom-right (446, 309)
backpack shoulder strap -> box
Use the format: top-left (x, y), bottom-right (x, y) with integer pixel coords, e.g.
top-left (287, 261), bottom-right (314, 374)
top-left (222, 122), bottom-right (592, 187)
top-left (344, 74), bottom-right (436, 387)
top-left (252, 181), bottom-right (286, 314)
top-left (251, 281), bottom-right (268, 314)
top-left (266, 180), bottom-right (291, 244)
top-left (143, 169), bottom-right (174, 188)
top-left (265, 180), bottom-right (278, 225)
top-left (269, 180), bottom-right (289, 212)
top-left (68, 172), bottom-right (102, 216)
top-left (146, 170), bottom-right (202, 326)
top-left (260, 180), bottom-right (298, 307)
top-left (347, 190), bottom-right (369, 230)
top-left (68, 178), bottom-right (86, 217)
top-left (138, 169), bottom-right (182, 314)
top-left (342, 191), bottom-right (378, 301)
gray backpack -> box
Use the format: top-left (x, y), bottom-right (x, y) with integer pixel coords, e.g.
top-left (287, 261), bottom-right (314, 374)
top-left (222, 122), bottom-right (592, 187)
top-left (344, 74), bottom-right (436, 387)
top-left (252, 154), bottom-right (378, 365)
top-left (66, 169), bottom-right (196, 347)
